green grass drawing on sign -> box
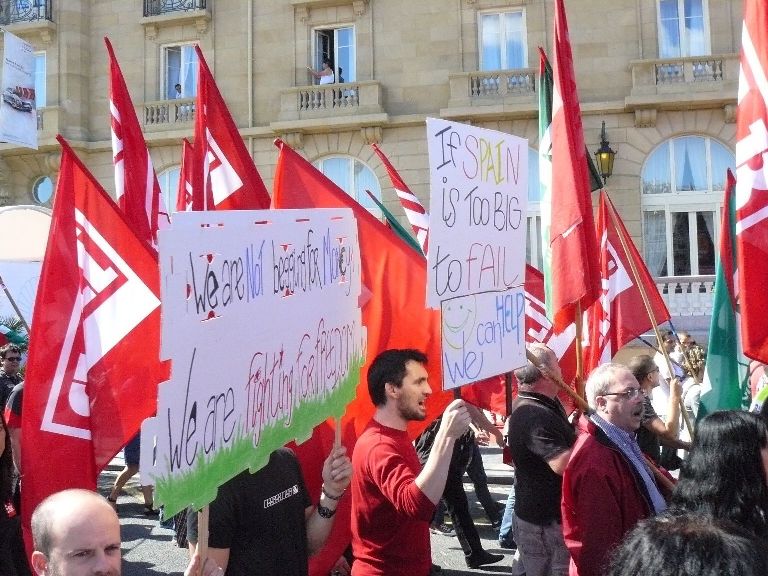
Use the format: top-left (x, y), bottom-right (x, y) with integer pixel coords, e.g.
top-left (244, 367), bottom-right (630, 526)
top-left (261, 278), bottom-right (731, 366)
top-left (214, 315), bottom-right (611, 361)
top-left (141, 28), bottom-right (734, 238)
top-left (155, 354), bottom-right (363, 517)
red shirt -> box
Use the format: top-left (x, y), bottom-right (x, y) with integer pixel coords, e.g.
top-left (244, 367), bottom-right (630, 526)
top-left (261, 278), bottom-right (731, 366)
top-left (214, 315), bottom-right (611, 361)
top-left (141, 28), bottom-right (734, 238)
top-left (351, 419), bottom-right (435, 576)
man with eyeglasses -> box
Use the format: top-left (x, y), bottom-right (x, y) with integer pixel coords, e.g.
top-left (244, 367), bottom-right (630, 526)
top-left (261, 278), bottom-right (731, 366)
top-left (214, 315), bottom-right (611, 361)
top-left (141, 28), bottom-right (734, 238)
top-left (562, 363), bottom-right (669, 576)
top-left (505, 343), bottom-right (576, 576)
top-left (0, 344), bottom-right (23, 410)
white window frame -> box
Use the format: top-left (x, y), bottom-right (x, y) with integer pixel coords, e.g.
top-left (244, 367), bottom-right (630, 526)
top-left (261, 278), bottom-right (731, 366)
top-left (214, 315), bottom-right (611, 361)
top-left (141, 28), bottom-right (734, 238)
top-left (656, 0), bottom-right (711, 58)
top-left (312, 155), bottom-right (381, 219)
top-left (312, 25), bottom-right (356, 83)
top-left (158, 166), bottom-right (181, 214)
top-left (641, 135), bottom-right (732, 277)
top-left (161, 43), bottom-right (199, 100)
top-left (478, 9), bottom-right (528, 71)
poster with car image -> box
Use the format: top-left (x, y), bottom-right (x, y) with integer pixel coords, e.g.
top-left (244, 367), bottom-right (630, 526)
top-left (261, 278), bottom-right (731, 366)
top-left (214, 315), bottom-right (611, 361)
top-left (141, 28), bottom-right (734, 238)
top-left (0, 30), bottom-right (37, 149)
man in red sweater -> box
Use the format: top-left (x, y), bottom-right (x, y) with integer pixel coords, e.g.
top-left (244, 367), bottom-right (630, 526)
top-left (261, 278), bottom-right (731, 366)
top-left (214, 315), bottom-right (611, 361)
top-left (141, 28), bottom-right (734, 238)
top-left (350, 349), bottom-right (471, 576)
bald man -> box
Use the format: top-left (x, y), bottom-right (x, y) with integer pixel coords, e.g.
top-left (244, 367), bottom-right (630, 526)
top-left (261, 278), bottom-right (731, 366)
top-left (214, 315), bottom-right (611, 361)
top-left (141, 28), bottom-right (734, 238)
top-left (31, 489), bottom-right (121, 576)
top-left (30, 489), bottom-right (222, 576)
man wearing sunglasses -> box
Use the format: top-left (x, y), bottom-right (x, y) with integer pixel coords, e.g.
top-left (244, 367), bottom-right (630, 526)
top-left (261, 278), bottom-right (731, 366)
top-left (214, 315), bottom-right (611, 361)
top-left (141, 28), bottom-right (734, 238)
top-left (561, 363), bottom-right (669, 576)
top-left (0, 344), bottom-right (23, 410)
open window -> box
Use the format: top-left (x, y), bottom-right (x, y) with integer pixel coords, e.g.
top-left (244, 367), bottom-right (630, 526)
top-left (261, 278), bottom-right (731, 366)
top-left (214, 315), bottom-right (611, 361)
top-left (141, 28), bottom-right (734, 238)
top-left (163, 44), bottom-right (198, 99)
top-left (314, 26), bottom-right (355, 83)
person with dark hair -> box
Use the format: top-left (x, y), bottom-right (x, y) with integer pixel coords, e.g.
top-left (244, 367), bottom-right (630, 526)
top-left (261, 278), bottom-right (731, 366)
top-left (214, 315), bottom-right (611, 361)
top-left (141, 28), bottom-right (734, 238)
top-left (669, 410), bottom-right (768, 539)
top-left (414, 414), bottom-right (503, 569)
top-left (562, 363), bottom-right (668, 576)
top-left (307, 58), bottom-right (335, 85)
top-left (0, 343), bottom-right (23, 409)
top-left (626, 354), bottom-right (690, 465)
top-left (0, 413), bottom-right (30, 575)
top-left (505, 343), bottom-right (576, 576)
top-left (350, 349), bottom-right (471, 576)
top-left (606, 513), bottom-right (768, 576)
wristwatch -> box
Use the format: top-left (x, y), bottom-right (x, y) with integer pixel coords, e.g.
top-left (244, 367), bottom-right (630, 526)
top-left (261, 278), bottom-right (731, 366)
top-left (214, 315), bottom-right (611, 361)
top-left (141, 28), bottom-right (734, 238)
top-left (317, 503), bottom-right (336, 518)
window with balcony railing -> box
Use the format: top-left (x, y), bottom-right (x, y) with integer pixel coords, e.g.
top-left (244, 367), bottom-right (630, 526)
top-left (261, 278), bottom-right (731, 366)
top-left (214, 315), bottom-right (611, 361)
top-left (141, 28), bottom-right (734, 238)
top-left (143, 0), bottom-right (206, 17)
top-left (0, 0), bottom-right (52, 25)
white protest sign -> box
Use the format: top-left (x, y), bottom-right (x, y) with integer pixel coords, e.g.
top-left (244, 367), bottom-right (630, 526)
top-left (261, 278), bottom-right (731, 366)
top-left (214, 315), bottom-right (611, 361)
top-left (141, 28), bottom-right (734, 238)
top-left (145, 209), bottom-right (365, 517)
top-left (425, 118), bottom-right (528, 308)
top-left (441, 288), bottom-right (526, 389)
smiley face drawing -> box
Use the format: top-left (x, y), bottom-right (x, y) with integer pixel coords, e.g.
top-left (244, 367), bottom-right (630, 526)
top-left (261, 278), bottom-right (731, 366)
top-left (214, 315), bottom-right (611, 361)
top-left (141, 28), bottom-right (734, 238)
top-left (442, 295), bottom-right (477, 350)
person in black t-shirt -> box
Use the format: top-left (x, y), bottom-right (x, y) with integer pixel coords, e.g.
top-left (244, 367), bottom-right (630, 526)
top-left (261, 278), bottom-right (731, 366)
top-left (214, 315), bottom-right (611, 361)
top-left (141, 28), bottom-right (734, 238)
top-left (187, 446), bottom-right (351, 576)
top-left (506, 343), bottom-right (576, 576)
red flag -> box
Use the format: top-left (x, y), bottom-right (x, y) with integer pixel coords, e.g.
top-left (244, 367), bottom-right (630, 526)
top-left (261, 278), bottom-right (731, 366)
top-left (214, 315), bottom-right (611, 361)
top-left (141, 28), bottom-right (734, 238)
top-left (585, 192), bottom-right (671, 373)
top-left (547, 0), bottom-right (600, 333)
top-left (192, 46), bottom-right (270, 211)
top-left (272, 139), bottom-right (453, 439)
top-left (20, 137), bottom-right (168, 551)
top-left (177, 138), bottom-right (194, 212)
top-left (371, 143), bottom-right (430, 255)
top-left (734, 0), bottom-right (768, 362)
top-left (106, 37), bottom-right (170, 246)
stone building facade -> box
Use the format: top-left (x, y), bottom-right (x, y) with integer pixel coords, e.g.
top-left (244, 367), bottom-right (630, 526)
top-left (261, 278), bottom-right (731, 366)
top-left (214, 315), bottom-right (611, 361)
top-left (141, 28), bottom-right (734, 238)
top-left (0, 0), bottom-right (742, 334)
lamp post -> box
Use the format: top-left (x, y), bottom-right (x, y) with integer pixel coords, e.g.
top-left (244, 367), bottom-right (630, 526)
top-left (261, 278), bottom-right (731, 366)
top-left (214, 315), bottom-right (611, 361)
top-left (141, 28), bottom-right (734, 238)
top-left (594, 121), bottom-right (616, 183)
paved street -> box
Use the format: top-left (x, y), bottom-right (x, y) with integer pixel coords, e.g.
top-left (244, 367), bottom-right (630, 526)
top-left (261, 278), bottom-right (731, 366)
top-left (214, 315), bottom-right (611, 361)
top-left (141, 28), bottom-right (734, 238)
top-left (101, 446), bottom-right (516, 575)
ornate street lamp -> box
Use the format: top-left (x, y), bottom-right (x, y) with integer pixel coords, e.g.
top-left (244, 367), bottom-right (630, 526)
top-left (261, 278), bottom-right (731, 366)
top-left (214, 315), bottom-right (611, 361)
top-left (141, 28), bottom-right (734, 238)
top-left (594, 121), bottom-right (616, 183)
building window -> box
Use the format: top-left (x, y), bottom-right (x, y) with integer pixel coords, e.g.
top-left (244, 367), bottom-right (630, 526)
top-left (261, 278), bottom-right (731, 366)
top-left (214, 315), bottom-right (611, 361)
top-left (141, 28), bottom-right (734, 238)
top-left (641, 135), bottom-right (733, 277)
top-left (158, 166), bottom-right (181, 213)
top-left (314, 26), bottom-right (355, 83)
top-left (479, 10), bottom-right (527, 71)
top-left (526, 147), bottom-right (542, 269)
top-left (34, 53), bottom-right (45, 107)
top-left (33, 176), bottom-right (53, 205)
top-left (312, 156), bottom-right (380, 218)
top-left (657, 0), bottom-right (709, 58)
top-left (163, 44), bottom-right (198, 100)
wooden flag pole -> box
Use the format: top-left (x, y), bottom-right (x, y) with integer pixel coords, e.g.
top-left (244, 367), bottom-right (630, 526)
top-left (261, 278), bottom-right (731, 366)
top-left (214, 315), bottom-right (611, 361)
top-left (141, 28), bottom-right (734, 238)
top-left (525, 348), bottom-right (676, 497)
top-left (603, 195), bottom-right (693, 439)
top-left (574, 302), bottom-right (584, 398)
top-left (196, 505), bottom-right (209, 576)
top-left (0, 274), bottom-right (31, 335)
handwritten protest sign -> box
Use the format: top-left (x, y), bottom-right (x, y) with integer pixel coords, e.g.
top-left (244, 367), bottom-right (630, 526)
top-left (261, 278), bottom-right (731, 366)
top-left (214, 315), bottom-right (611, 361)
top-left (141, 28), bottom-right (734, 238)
top-left (143, 209), bottom-right (365, 517)
top-left (425, 118), bottom-right (528, 308)
top-left (441, 287), bottom-right (526, 389)
top-left (426, 118), bottom-right (529, 388)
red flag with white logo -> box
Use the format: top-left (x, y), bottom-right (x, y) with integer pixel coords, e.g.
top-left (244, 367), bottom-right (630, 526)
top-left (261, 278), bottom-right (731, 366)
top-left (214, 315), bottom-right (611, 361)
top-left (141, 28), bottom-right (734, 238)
top-left (735, 0), bottom-right (768, 362)
top-left (585, 191), bottom-right (670, 373)
top-left (192, 46), bottom-right (270, 211)
top-left (545, 0), bottom-right (601, 333)
top-left (20, 137), bottom-right (167, 552)
top-left (177, 138), bottom-right (194, 212)
top-left (106, 37), bottom-right (170, 246)
top-left (371, 143), bottom-right (430, 255)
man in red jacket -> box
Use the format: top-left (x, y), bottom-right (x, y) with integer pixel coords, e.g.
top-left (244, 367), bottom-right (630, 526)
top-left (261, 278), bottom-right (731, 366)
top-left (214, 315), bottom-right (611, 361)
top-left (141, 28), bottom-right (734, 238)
top-left (561, 363), bottom-right (668, 576)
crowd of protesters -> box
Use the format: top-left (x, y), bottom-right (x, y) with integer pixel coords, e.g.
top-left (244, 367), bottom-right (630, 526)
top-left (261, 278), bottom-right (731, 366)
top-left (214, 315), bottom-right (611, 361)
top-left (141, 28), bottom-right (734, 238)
top-left (6, 333), bottom-right (768, 576)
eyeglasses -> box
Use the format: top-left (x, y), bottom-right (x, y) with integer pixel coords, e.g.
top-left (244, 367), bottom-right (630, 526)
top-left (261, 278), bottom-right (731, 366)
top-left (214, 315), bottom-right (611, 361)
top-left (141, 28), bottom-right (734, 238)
top-left (602, 388), bottom-right (644, 400)
top-left (3, 357), bottom-right (21, 362)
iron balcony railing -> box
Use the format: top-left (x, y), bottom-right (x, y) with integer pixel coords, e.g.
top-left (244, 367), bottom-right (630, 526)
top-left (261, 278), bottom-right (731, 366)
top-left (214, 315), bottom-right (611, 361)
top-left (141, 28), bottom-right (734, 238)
top-left (143, 0), bottom-right (206, 17)
top-left (0, 0), bottom-right (53, 25)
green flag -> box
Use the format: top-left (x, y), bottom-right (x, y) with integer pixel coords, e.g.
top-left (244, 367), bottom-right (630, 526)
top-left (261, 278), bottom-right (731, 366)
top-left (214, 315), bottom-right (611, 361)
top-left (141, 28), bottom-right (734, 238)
top-left (364, 190), bottom-right (424, 256)
top-left (700, 170), bottom-right (749, 417)
top-left (0, 324), bottom-right (27, 346)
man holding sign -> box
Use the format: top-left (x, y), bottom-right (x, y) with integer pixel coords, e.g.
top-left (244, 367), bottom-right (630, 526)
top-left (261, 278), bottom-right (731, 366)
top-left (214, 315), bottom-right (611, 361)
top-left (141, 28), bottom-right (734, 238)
top-left (350, 349), bottom-right (471, 576)
top-left (187, 445), bottom-right (351, 576)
